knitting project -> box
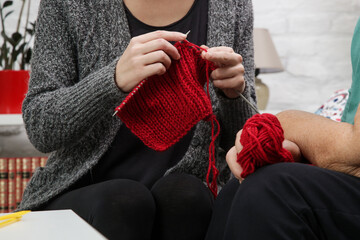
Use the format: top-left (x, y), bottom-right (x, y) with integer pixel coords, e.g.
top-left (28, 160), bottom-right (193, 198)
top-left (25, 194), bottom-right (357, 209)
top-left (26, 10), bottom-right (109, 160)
top-left (237, 113), bottom-right (294, 178)
top-left (115, 40), bottom-right (220, 196)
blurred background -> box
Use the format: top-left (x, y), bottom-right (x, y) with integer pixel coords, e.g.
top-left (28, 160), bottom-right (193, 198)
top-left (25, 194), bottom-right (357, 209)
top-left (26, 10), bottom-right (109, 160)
top-left (1, 0), bottom-right (360, 157)
top-left (3, 0), bottom-right (360, 112)
top-left (253, 0), bottom-right (360, 112)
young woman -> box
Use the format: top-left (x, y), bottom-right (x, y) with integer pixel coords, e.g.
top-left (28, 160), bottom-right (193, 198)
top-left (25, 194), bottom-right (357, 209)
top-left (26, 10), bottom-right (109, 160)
top-left (206, 17), bottom-right (360, 240)
top-left (19, 0), bottom-right (256, 239)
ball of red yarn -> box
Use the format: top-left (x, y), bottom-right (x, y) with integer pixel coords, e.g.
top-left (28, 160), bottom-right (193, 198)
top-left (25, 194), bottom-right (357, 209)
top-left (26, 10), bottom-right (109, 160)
top-left (237, 113), bottom-right (294, 178)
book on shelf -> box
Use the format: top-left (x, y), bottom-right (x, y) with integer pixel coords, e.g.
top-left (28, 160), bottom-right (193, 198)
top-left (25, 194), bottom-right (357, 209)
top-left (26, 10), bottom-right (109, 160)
top-left (0, 157), bottom-right (48, 213)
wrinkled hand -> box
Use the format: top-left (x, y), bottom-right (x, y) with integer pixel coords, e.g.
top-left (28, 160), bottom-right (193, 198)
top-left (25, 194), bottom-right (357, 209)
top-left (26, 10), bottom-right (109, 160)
top-left (115, 30), bottom-right (186, 92)
top-left (226, 129), bottom-right (302, 183)
top-left (201, 46), bottom-right (245, 98)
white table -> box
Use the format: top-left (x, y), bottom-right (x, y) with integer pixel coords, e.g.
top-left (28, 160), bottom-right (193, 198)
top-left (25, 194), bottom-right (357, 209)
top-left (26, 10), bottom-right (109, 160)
top-left (0, 210), bottom-right (107, 240)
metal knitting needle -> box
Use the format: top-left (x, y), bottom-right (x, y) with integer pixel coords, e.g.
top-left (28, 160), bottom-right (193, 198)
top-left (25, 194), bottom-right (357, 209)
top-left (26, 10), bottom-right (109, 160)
top-left (185, 30), bottom-right (191, 38)
top-left (238, 92), bottom-right (260, 114)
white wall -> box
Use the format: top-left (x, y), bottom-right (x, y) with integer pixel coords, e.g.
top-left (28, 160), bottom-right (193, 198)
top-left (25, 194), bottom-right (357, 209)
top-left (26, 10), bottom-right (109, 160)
top-left (253, 0), bottom-right (360, 112)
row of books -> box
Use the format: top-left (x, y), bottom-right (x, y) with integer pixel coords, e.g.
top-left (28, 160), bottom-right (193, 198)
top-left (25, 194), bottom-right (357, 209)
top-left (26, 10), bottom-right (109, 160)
top-left (0, 157), bottom-right (48, 213)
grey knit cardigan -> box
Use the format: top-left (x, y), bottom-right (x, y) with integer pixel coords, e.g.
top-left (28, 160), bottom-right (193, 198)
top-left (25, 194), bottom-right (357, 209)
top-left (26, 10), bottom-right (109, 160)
top-left (19, 0), bottom-right (256, 210)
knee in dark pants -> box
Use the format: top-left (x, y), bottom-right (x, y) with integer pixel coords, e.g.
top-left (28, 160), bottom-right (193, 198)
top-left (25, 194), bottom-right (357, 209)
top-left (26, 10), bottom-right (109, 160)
top-left (239, 162), bottom-right (314, 197)
top-left (90, 179), bottom-right (156, 240)
top-left (151, 173), bottom-right (214, 240)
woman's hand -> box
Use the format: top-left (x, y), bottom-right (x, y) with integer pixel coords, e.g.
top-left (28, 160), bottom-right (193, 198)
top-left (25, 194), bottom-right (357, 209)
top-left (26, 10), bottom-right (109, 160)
top-left (115, 30), bottom-right (187, 92)
top-left (226, 129), bottom-right (303, 183)
top-left (201, 46), bottom-right (245, 98)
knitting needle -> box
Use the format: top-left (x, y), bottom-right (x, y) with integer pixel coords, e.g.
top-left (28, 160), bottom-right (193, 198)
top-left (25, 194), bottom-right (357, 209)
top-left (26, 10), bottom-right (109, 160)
top-left (238, 93), bottom-right (260, 114)
top-left (0, 210), bottom-right (30, 221)
top-left (0, 217), bottom-right (21, 228)
top-left (0, 210), bottom-right (30, 228)
top-left (185, 30), bottom-right (191, 38)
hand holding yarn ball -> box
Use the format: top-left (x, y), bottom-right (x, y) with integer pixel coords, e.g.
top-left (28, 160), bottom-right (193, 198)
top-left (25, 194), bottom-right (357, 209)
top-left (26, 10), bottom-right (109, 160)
top-left (227, 114), bottom-right (301, 183)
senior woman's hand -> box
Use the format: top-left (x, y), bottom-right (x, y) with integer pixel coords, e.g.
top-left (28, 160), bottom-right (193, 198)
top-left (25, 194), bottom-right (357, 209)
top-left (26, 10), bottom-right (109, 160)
top-left (226, 129), bottom-right (302, 183)
top-left (201, 46), bottom-right (245, 98)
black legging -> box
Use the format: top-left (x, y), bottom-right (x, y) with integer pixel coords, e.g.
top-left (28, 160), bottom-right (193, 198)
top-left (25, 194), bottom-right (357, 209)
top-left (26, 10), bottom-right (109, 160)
top-left (205, 163), bottom-right (360, 240)
top-left (38, 173), bottom-right (213, 240)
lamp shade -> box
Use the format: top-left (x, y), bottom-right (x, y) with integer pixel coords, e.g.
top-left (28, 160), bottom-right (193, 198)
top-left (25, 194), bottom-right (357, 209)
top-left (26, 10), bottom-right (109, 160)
top-left (254, 28), bottom-right (284, 74)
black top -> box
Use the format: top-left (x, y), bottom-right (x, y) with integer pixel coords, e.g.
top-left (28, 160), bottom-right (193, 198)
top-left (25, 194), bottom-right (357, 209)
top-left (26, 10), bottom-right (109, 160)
top-left (72, 0), bottom-right (209, 190)
top-left (125, 0), bottom-right (208, 46)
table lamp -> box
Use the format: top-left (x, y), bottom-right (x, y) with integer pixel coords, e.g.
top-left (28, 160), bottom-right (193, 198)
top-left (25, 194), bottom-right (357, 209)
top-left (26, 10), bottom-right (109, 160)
top-left (253, 28), bottom-right (284, 110)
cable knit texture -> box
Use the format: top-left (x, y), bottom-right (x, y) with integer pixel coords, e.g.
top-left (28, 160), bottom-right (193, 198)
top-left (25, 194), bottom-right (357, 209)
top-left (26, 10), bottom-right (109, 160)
top-left (19, 0), bottom-right (256, 210)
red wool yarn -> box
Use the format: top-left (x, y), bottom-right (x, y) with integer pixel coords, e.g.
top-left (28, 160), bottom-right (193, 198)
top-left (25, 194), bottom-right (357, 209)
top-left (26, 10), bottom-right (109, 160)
top-left (237, 113), bottom-right (294, 178)
top-left (115, 40), bottom-right (220, 196)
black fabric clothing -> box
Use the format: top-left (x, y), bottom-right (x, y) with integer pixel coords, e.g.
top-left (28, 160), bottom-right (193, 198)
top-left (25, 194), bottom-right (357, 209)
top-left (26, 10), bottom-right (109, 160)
top-left (92, 126), bottom-right (195, 188)
top-left (205, 163), bottom-right (360, 240)
top-left (85, 0), bottom-right (208, 189)
top-left (39, 173), bottom-right (214, 240)
top-left (125, 0), bottom-right (208, 45)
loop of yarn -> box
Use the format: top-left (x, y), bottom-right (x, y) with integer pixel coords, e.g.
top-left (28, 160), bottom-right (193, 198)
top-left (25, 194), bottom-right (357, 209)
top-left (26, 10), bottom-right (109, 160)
top-left (237, 113), bottom-right (294, 178)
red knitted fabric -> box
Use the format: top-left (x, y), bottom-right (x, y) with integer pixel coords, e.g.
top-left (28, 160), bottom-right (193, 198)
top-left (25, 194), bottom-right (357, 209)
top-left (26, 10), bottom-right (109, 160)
top-left (237, 113), bottom-right (294, 178)
top-left (115, 40), bottom-right (220, 196)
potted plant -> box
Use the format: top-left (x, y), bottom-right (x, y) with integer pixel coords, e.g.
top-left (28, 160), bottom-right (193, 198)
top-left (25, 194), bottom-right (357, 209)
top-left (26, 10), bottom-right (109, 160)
top-left (0, 0), bottom-right (35, 114)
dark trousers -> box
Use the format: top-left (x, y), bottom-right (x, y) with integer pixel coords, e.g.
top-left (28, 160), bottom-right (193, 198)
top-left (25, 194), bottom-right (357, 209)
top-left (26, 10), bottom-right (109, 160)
top-left (38, 173), bottom-right (213, 240)
top-left (206, 163), bottom-right (360, 240)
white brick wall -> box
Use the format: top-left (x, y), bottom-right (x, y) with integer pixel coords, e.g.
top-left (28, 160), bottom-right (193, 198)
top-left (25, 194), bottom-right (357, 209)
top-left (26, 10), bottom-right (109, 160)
top-left (253, 0), bottom-right (360, 112)
top-left (4, 0), bottom-right (359, 112)
top-left (1, 0), bottom-right (360, 156)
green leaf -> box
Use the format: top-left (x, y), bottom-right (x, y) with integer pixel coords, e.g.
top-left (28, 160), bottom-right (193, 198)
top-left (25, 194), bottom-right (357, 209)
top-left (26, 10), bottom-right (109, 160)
top-left (1, 31), bottom-right (15, 45)
top-left (24, 48), bottom-right (32, 63)
top-left (4, 10), bottom-right (14, 19)
top-left (26, 28), bottom-right (34, 35)
top-left (2, 1), bottom-right (13, 9)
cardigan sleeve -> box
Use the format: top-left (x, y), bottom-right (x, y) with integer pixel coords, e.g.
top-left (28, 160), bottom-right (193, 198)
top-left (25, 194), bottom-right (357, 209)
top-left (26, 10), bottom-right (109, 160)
top-left (22, 0), bottom-right (126, 153)
top-left (217, 0), bottom-right (257, 151)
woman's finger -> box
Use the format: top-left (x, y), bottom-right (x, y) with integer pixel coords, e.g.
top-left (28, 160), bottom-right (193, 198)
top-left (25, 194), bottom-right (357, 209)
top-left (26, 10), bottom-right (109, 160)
top-left (132, 30), bottom-right (186, 44)
top-left (226, 146), bottom-right (244, 180)
top-left (141, 38), bottom-right (182, 60)
top-left (141, 50), bottom-right (172, 70)
top-left (203, 51), bottom-right (243, 66)
top-left (235, 130), bottom-right (243, 152)
top-left (212, 77), bottom-right (245, 93)
top-left (211, 64), bottom-right (245, 80)
top-left (143, 62), bottom-right (167, 77)
top-left (206, 46), bottom-right (234, 53)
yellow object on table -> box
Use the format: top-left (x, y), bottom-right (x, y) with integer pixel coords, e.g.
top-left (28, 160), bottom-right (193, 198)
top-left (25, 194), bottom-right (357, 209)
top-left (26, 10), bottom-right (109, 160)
top-left (0, 211), bottom-right (30, 228)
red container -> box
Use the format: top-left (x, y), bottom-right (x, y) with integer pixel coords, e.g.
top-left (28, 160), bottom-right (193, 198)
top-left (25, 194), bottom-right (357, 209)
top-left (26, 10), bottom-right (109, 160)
top-left (0, 70), bottom-right (30, 114)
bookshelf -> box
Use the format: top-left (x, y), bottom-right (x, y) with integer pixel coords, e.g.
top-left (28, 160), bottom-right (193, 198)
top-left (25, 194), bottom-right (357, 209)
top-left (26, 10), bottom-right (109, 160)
top-left (0, 115), bottom-right (48, 213)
